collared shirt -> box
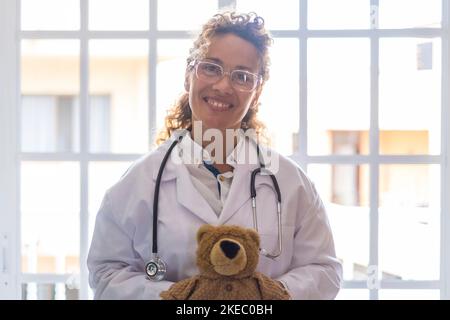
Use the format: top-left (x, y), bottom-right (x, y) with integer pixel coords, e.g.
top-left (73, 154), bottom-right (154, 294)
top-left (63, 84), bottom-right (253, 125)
top-left (179, 132), bottom-right (244, 217)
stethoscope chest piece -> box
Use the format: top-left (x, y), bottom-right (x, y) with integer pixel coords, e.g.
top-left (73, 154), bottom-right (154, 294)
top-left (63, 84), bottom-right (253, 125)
top-left (145, 255), bottom-right (167, 281)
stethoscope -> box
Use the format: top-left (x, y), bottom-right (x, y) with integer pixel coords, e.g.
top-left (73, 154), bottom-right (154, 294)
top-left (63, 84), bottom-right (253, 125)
top-left (145, 133), bottom-right (283, 281)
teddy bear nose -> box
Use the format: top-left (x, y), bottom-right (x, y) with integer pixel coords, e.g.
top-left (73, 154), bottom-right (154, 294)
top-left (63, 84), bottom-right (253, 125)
top-left (220, 240), bottom-right (240, 259)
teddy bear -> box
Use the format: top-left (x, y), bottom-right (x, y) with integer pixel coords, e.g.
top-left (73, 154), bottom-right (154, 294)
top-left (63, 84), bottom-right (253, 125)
top-left (160, 224), bottom-right (291, 300)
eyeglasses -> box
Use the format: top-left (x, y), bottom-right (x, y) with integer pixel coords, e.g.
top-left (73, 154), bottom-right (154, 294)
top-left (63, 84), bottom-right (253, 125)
top-left (192, 60), bottom-right (262, 92)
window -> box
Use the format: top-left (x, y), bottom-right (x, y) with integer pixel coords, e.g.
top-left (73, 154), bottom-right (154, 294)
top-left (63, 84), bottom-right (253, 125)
top-left (304, 0), bottom-right (448, 300)
top-left (0, 0), bottom-right (449, 300)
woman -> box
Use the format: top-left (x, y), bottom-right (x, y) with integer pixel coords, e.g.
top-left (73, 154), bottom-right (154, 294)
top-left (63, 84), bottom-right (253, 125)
top-left (87, 11), bottom-right (342, 300)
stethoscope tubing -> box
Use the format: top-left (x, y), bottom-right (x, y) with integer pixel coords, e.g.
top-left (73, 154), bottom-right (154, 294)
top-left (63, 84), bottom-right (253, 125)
top-left (152, 136), bottom-right (182, 254)
top-left (147, 133), bottom-right (283, 280)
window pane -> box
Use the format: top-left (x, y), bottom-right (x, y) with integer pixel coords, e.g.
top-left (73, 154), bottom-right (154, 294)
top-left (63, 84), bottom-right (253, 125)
top-left (308, 39), bottom-right (370, 155)
top-left (379, 164), bottom-right (440, 280)
top-left (379, 38), bottom-right (441, 155)
top-left (21, 162), bottom-right (80, 274)
top-left (156, 40), bottom-right (191, 145)
top-left (236, 0), bottom-right (299, 30)
top-left (308, 0), bottom-right (370, 30)
top-left (90, 95), bottom-right (111, 153)
top-left (21, 0), bottom-right (80, 30)
top-left (308, 164), bottom-right (370, 281)
top-left (21, 40), bottom-right (80, 153)
top-left (379, 290), bottom-right (440, 300)
top-left (89, 0), bottom-right (149, 30)
top-left (21, 283), bottom-right (79, 300)
top-left (89, 40), bottom-right (148, 153)
top-left (259, 38), bottom-right (299, 156)
top-left (378, 0), bottom-right (441, 29)
top-left (158, 0), bottom-right (218, 30)
top-left (88, 161), bottom-right (132, 244)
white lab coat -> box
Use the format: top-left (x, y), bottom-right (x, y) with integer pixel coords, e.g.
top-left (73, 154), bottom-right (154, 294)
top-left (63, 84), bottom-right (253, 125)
top-left (87, 132), bottom-right (343, 300)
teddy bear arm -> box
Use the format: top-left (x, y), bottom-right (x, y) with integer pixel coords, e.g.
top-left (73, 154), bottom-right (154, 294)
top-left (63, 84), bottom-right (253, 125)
top-left (255, 272), bottom-right (291, 300)
top-left (160, 277), bottom-right (199, 300)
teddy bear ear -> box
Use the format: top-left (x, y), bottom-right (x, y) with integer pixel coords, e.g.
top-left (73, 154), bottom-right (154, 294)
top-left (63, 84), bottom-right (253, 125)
top-left (197, 224), bottom-right (215, 243)
top-left (247, 228), bottom-right (260, 246)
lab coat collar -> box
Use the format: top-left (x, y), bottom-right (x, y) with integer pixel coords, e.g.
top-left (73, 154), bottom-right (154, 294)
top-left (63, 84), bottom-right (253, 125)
top-left (178, 131), bottom-right (212, 166)
top-left (177, 130), bottom-right (246, 168)
top-left (177, 130), bottom-right (276, 172)
top-left (151, 130), bottom-right (218, 223)
top-left (221, 137), bottom-right (280, 224)
top-left (151, 130), bottom-right (278, 224)
top-left (150, 133), bottom-right (183, 182)
top-left (151, 129), bottom-right (277, 180)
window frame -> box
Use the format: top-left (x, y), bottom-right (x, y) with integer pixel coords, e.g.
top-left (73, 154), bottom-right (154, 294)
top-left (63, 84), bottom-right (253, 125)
top-left (0, 0), bottom-right (448, 299)
top-left (0, 0), bottom-right (20, 300)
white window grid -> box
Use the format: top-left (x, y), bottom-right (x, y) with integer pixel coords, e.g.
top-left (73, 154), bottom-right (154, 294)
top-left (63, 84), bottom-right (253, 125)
top-left (0, 0), bottom-right (448, 299)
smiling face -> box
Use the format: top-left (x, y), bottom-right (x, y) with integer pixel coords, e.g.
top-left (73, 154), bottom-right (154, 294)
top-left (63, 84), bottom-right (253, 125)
top-left (186, 33), bottom-right (262, 132)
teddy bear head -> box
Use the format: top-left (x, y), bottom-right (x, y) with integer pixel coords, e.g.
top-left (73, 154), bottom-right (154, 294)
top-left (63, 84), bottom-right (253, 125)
top-left (195, 224), bottom-right (260, 279)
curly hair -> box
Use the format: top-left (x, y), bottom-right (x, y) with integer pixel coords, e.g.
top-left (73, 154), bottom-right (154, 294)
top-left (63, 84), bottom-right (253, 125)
top-left (156, 11), bottom-right (273, 145)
